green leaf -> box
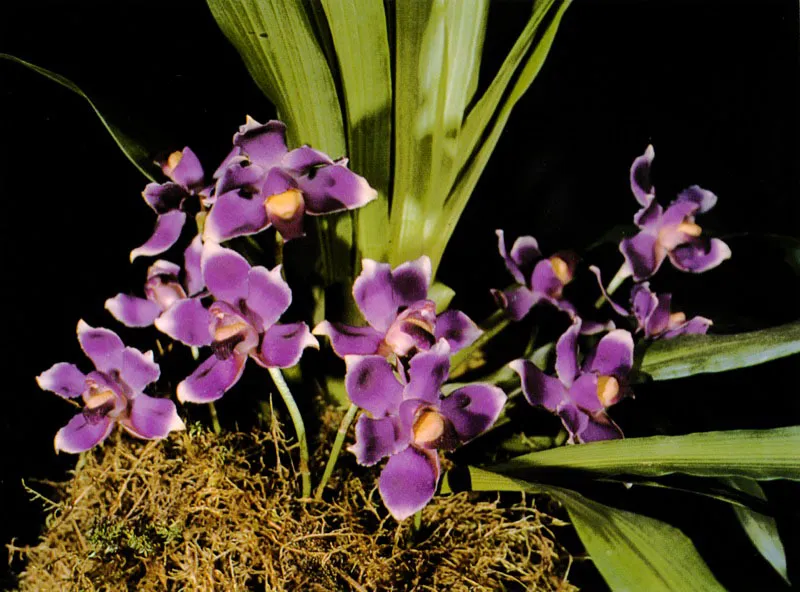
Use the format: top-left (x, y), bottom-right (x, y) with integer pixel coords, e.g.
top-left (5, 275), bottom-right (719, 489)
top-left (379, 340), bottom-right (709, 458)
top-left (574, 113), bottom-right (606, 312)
top-left (490, 427), bottom-right (800, 481)
top-left (389, 0), bottom-right (489, 267)
top-left (445, 467), bottom-right (724, 592)
top-left (725, 477), bottom-right (790, 584)
top-left (639, 320), bottom-right (800, 381)
top-left (429, 281), bottom-right (456, 314)
top-left (1, 54), bottom-right (157, 181)
top-left (320, 0), bottom-right (392, 262)
top-left (428, 0), bottom-right (572, 274)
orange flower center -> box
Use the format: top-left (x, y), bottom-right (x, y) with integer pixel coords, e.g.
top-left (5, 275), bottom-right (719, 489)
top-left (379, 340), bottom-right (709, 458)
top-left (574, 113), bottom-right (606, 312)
top-left (413, 409), bottom-right (445, 445)
top-left (596, 375), bottom-right (620, 407)
top-left (265, 189), bottom-right (303, 220)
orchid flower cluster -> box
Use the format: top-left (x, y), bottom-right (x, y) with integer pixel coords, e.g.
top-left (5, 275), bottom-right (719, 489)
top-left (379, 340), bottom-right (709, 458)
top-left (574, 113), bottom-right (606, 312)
top-left (501, 145), bottom-right (730, 443)
top-left (37, 130), bottom-right (730, 521)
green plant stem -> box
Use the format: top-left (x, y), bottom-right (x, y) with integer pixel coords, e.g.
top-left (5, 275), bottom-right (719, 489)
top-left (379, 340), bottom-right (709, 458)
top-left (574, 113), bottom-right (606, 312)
top-left (268, 367), bottom-right (311, 498)
top-left (413, 510), bottom-right (422, 533)
top-left (594, 263), bottom-right (631, 309)
top-left (208, 402), bottom-right (221, 435)
top-left (449, 309), bottom-right (510, 377)
top-left (274, 232), bottom-right (284, 267)
top-left (314, 404), bottom-right (358, 500)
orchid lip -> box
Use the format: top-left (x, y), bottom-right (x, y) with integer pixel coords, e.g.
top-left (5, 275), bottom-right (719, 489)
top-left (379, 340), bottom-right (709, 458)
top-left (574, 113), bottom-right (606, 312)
top-left (549, 255), bottom-right (573, 285)
top-left (265, 189), bottom-right (303, 220)
top-left (412, 408), bottom-right (446, 446)
top-left (596, 375), bottom-right (620, 407)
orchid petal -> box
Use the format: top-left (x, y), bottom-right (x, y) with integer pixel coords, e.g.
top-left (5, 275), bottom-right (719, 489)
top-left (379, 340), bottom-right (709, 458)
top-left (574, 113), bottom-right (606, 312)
top-left (509, 359), bottom-right (567, 412)
top-left (434, 310), bottom-right (482, 353)
top-left (130, 210), bottom-right (187, 262)
top-left (405, 341), bottom-right (451, 404)
top-left (379, 447), bottom-right (439, 521)
top-left (233, 117), bottom-right (288, 169)
top-left (142, 182), bottom-right (188, 214)
top-left (496, 229), bottom-right (541, 285)
top-left (54, 413), bottom-right (114, 454)
top-left (121, 394), bottom-right (185, 439)
top-left (202, 242), bottom-right (251, 304)
top-left (176, 353), bottom-right (248, 403)
top-left (183, 234), bottom-right (204, 296)
top-left (257, 322), bottom-right (318, 368)
top-left (119, 347), bottom-right (160, 392)
top-left (36, 363), bottom-right (86, 399)
top-left (105, 294), bottom-right (162, 328)
top-left (344, 355), bottom-right (404, 417)
top-left (668, 238), bottom-right (732, 274)
top-left (245, 266), bottom-right (292, 330)
top-left (568, 373), bottom-right (604, 413)
top-left (584, 329), bottom-right (634, 377)
top-left (166, 146), bottom-right (204, 189)
top-left (203, 190), bottom-right (269, 243)
top-left (440, 383), bottom-right (507, 443)
top-left (630, 144), bottom-right (655, 206)
top-left (348, 414), bottom-right (406, 466)
top-left (555, 318), bottom-right (582, 386)
top-left (154, 298), bottom-right (213, 347)
top-left (676, 185), bottom-right (718, 214)
top-left (620, 231), bottom-right (665, 281)
top-left (297, 163), bottom-right (377, 214)
top-left (76, 320), bottom-right (125, 373)
top-left (491, 285), bottom-right (537, 321)
top-left (312, 321), bottom-right (383, 357)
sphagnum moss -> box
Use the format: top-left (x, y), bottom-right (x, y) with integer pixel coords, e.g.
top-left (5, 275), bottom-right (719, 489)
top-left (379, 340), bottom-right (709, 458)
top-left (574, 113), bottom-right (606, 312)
top-left (8, 420), bottom-right (576, 591)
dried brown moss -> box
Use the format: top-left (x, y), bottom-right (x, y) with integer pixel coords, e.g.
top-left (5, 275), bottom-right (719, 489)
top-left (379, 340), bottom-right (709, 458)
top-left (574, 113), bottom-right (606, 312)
top-left (8, 417), bottom-right (576, 591)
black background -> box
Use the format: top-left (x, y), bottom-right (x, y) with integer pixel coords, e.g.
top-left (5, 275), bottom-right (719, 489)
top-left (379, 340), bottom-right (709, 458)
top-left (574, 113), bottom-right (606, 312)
top-left (1, 1), bottom-right (798, 589)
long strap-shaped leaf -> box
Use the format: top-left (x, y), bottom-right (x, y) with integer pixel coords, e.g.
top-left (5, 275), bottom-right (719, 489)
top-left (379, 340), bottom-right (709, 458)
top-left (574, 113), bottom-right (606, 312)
top-left (443, 467), bottom-right (724, 592)
top-left (639, 320), bottom-right (800, 381)
top-left (389, 0), bottom-right (489, 267)
top-left (2, 54), bottom-right (157, 181)
top-left (427, 0), bottom-right (572, 275)
top-left (320, 0), bottom-right (392, 262)
top-left (724, 477), bottom-right (790, 584)
top-left (489, 426), bottom-right (800, 481)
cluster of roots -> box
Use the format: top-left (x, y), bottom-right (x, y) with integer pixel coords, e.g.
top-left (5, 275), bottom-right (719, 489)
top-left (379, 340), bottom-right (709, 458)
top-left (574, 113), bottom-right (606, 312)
top-left (8, 412), bottom-right (576, 591)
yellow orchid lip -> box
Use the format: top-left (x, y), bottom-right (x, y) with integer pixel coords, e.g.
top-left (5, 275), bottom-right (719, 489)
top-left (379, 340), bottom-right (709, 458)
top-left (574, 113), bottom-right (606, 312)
top-left (165, 150), bottom-right (183, 174)
top-left (85, 388), bottom-right (116, 409)
top-left (265, 189), bottom-right (303, 220)
top-left (549, 255), bottom-right (573, 285)
top-left (677, 221), bottom-right (702, 237)
top-left (596, 375), bottom-right (620, 407)
top-left (413, 409), bottom-right (445, 445)
top-left (215, 320), bottom-right (250, 342)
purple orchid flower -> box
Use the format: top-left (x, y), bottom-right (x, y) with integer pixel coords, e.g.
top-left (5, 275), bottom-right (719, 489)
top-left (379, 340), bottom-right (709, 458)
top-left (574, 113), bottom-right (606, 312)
top-left (345, 340), bottom-right (506, 520)
top-left (203, 117), bottom-right (378, 243)
top-left (106, 235), bottom-right (204, 328)
top-left (131, 147), bottom-right (210, 262)
top-left (493, 230), bottom-right (580, 322)
top-left (510, 318), bottom-right (633, 444)
top-left (153, 242), bottom-right (318, 403)
top-left (36, 321), bottom-right (185, 453)
top-left (620, 145), bottom-right (732, 281)
top-left (313, 256), bottom-right (481, 362)
top-left (591, 266), bottom-right (712, 340)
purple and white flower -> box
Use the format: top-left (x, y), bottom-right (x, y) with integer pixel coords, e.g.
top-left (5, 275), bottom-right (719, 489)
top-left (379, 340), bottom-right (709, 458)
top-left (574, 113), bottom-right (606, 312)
top-left (591, 267), bottom-right (712, 340)
top-left (510, 318), bottom-right (633, 444)
top-left (203, 117), bottom-right (378, 243)
top-left (106, 236), bottom-right (204, 328)
top-left (131, 147), bottom-right (209, 262)
top-left (313, 256), bottom-right (481, 361)
top-left (620, 145), bottom-right (731, 281)
top-left (345, 340), bottom-right (506, 520)
top-left (493, 230), bottom-right (579, 322)
top-left (155, 242), bottom-right (317, 403)
top-left (36, 321), bottom-right (185, 453)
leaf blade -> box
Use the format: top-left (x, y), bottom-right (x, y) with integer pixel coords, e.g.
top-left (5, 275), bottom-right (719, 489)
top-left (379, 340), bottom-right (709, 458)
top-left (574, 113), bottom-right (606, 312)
top-left (490, 427), bottom-right (800, 481)
top-left (451, 467), bottom-right (725, 592)
top-left (1, 54), bottom-right (157, 181)
top-left (639, 321), bottom-right (800, 381)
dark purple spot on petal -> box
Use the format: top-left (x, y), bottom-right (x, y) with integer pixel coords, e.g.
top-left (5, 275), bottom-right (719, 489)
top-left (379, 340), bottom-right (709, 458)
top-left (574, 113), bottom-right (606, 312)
top-left (212, 334), bottom-right (246, 360)
top-left (82, 400), bottom-right (115, 425)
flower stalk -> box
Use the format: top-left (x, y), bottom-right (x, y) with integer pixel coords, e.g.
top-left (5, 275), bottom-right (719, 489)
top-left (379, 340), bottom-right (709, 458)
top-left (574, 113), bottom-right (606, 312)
top-left (268, 367), bottom-right (311, 498)
top-left (594, 263), bottom-right (630, 309)
top-left (314, 403), bottom-right (358, 500)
